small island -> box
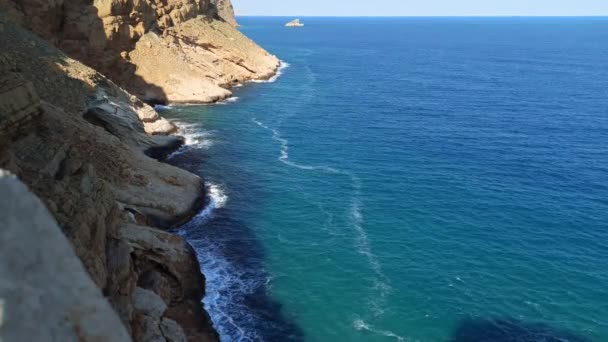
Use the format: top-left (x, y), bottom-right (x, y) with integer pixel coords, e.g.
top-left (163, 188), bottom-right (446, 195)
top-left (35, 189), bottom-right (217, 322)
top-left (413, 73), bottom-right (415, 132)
top-left (285, 19), bottom-right (304, 27)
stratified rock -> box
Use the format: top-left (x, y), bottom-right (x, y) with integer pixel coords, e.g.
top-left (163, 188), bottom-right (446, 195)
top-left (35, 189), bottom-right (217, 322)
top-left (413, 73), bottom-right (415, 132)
top-left (0, 0), bottom-right (279, 104)
top-left (0, 73), bottom-right (40, 130)
top-left (0, 0), bottom-right (277, 339)
top-left (0, 170), bottom-right (131, 342)
top-left (127, 17), bottom-right (279, 103)
top-left (0, 15), bottom-right (179, 151)
top-left (0, 20), bottom-right (214, 342)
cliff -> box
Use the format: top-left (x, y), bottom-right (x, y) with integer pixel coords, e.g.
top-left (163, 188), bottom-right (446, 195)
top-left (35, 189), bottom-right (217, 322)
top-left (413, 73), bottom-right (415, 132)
top-left (212, 0), bottom-right (238, 27)
top-left (0, 170), bottom-right (131, 342)
top-left (0, 0), bottom-right (278, 341)
top-left (0, 0), bottom-right (278, 103)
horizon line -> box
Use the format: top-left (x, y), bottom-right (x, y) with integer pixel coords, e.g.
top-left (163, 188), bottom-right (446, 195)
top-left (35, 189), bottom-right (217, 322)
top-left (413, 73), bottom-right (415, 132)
top-left (235, 15), bottom-right (608, 18)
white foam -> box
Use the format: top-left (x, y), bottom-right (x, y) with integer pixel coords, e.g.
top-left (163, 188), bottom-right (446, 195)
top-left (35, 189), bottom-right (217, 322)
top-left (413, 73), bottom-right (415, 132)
top-left (217, 97), bottom-right (240, 105)
top-left (353, 319), bottom-right (406, 342)
top-left (167, 122), bottom-right (215, 159)
top-left (190, 241), bottom-right (254, 342)
top-left (248, 61), bottom-right (290, 84)
top-left (251, 118), bottom-right (340, 173)
top-left (252, 117), bottom-right (393, 317)
top-left (191, 183), bottom-right (228, 224)
top-left (208, 183), bottom-right (228, 209)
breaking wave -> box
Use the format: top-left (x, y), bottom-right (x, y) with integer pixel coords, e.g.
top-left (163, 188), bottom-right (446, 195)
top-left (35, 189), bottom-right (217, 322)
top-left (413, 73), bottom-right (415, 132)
top-left (218, 96), bottom-right (240, 105)
top-left (167, 122), bottom-right (215, 158)
top-left (190, 183), bottom-right (228, 224)
top-left (249, 61), bottom-right (290, 84)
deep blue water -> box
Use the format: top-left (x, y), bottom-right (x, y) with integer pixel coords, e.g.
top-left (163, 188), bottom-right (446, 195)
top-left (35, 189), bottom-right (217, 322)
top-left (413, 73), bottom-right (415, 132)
top-left (165, 17), bottom-right (608, 341)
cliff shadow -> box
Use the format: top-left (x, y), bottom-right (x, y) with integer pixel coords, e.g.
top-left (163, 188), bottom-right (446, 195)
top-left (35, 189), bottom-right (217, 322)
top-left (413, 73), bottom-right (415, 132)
top-left (55, 1), bottom-right (169, 105)
top-left (449, 317), bottom-right (593, 342)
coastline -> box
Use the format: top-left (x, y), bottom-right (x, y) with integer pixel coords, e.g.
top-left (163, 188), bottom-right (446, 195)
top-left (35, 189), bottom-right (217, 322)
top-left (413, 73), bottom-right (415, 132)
top-left (158, 60), bottom-right (287, 227)
top-left (162, 64), bottom-right (310, 339)
top-left (0, 2), bottom-right (284, 340)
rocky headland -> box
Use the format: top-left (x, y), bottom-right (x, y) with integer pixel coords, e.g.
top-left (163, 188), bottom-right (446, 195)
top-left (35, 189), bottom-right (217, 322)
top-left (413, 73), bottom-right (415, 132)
top-left (0, 0), bottom-right (279, 341)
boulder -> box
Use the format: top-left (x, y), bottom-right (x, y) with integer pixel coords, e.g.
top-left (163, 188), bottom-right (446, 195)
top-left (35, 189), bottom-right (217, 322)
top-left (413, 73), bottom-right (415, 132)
top-left (133, 287), bottom-right (168, 319)
top-left (122, 224), bottom-right (219, 341)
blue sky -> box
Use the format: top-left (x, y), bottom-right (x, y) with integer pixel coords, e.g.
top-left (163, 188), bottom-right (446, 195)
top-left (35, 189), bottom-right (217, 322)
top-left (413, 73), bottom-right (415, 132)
top-left (232, 0), bottom-right (608, 16)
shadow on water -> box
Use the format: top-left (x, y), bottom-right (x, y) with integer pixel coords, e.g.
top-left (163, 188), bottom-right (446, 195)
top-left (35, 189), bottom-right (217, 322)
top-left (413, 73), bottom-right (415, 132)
top-left (168, 148), bottom-right (304, 342)
top-left (449, 317), bottom-right (592, 342)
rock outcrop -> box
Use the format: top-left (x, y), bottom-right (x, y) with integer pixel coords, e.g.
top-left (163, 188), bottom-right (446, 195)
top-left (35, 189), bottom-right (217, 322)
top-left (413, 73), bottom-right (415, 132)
top-left (0, 170), bottom-right (131, 342)
top-left (285, 19), bottom-right (304, 27)
top-left (0, 0), bottom-right (278, 104)
top-left (0, 0), bottom-right (279, 339)
top-left (127, 18), bottom-right (278, 103)
top-left (0, 15), bottom-right (218, 342)
top-left (212, 0), bottom-right (238, 27)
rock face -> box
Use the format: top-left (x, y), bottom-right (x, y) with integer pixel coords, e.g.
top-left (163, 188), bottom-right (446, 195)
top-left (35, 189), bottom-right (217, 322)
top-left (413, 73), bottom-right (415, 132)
top-left (0, 0), bottom-right (278, 339)
top-left (0, 0), bottom-right (278, 104)
top-left (0, 170), bottom-right (131, 342)
top-left (0, 14), bottom-right (219, 342)
top-left (212, 0), bottom-right (238, 26)
top-left (127, 18), bottom-right (278, 103)
top-left (123, 225), bottom-right (217, 341)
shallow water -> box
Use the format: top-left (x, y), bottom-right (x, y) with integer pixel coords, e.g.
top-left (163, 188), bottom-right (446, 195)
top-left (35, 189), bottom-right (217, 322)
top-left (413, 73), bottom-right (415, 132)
top-left (165, 17), bottom-right (608, 341)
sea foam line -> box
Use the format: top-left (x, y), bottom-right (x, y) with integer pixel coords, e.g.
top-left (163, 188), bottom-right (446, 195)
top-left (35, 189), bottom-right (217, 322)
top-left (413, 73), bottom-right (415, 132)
top-left (176, 234), bottom-right (256, 342)
top-left (252, 118), bottom-right (398, 334)
top-left (251, 118), bottom-right (339, 173)
top-left (353, 319), bottom-right (406, 342)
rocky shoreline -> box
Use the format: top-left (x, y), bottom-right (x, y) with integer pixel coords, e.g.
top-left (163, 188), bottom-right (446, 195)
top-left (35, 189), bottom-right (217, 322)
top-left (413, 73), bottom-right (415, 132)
top-left (0, 1), bottom-right (279, 341)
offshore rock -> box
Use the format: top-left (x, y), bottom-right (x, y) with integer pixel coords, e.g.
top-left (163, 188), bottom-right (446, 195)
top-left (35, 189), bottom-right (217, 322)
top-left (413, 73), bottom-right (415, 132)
top-left (285, 19), bottom-right (304, 27)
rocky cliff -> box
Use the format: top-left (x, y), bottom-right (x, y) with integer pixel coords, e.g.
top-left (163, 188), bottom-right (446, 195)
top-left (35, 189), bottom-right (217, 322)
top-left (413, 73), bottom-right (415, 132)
top-left (0, 0), bottom-right (278, 103)
top-left (212, 0), bottom-right (238, 26)
top-left (0, 170), bottom-right (132, 342)
top-left (0, 0), bottom-right (278, 341)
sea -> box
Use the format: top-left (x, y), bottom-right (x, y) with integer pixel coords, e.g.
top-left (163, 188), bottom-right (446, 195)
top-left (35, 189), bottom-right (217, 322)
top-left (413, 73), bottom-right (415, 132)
top-left (162, 17), bottom-right (608, 342)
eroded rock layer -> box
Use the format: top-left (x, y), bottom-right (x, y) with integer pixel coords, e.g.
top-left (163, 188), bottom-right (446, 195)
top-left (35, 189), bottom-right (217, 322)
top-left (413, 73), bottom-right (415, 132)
top-left (0, 0), bottom-right (278, 104)
top-left (0, 0), bottom-right (277, 339)
top-left (0, 14), bottom-right (218, 342)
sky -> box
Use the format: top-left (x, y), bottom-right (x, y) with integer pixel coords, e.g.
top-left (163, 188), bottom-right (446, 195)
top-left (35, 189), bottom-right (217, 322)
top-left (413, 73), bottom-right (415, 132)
top-left (231, 0), bottom-right (608, 17)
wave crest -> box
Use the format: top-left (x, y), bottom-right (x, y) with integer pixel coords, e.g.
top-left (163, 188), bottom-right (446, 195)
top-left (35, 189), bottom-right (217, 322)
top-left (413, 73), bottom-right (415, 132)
top-left (249, 61), bottom-right (290, 84)
top-left (190, 183), bottom-right (228, 224)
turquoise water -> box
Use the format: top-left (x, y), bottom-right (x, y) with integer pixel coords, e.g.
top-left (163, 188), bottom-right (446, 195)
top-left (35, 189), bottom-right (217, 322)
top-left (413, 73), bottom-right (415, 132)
top-left (165, 17), bottom-right (608, 341)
